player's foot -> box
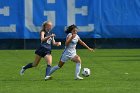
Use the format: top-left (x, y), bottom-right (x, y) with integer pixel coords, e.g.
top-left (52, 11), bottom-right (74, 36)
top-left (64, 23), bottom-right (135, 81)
top-left (75, 76), bottom-right (83, 80)
top-left (45, 76), bottom-right (52, 80)
top-left (20, 66), bottom-right (25, 75)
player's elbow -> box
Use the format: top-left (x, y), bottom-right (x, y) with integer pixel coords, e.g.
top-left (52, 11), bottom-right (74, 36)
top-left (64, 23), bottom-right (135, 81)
top-left (65, 42), bottom-right (68, 46)
top-left (65, 43), bottom-right (69, 46)
top-left (41, 38), bottom-right (45, 42)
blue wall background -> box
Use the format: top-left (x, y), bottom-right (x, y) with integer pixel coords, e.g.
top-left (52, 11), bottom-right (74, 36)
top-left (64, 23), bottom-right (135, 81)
top-left (0, 0), bottom-right (140, 39)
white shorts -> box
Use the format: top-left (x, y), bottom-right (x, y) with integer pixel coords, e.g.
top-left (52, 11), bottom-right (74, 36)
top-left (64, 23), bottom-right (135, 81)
top-left (60, 50), bottom-right (76, 62)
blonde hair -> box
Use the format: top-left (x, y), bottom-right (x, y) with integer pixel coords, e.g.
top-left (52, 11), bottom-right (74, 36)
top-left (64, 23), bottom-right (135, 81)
top-left (41, 21), bottom-right (52, 31)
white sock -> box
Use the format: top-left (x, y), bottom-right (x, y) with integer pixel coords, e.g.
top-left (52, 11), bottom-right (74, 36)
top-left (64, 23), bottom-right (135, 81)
top-left (49, 65), bottom-right (60, 75)
top-left (75, 63), bottom-right (81, 77)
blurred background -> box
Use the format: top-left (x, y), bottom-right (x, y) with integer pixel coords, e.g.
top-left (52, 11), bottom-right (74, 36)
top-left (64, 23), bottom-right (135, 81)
top-left (0, 0), bottom-right (140, 49)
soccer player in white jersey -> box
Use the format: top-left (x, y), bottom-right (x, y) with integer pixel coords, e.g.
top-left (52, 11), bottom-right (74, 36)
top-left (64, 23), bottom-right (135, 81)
top-left (45, 24), bottom-right (94, 80)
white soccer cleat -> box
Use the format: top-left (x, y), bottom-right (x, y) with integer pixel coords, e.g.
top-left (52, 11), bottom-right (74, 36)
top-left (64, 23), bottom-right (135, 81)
top-left (20, 66), bottom-right (25, 76)
top-left (75, 76), bottom-right (83, 80)
top-left (45, 76), bottom-right (52, 80)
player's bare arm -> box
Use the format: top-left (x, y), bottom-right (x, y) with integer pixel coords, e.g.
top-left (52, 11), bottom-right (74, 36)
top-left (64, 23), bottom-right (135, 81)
top-left (40, 31), bottom-right (55, 42)
top-left (78, 39), bottom-right (94, 51)
top-left (52, 37), bottom-right (61, 46)
top-left (65, 34), bottom-right (76, 46)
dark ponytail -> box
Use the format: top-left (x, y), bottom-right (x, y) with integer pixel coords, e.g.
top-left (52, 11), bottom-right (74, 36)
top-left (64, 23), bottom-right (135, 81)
top-left (65, 24), bottom-right (78, 34)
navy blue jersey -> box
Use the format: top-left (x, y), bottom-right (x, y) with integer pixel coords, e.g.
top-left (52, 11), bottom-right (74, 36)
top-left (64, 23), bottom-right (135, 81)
top-left (40, 31), bottom-right (54, 50)
top-left (35, 30), bottom-right (54, 57)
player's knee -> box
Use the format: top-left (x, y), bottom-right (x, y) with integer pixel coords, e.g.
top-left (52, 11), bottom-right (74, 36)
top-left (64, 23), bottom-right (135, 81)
top-left (75, 55), bottom-right (79, 59)
top-left (77, 57), bottom-right (81, 63)
top-left (76, 55), bottom-right (81, 60)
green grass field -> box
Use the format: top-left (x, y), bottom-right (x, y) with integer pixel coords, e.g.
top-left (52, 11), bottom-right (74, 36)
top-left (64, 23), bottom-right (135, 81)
top-left (0, 49), bottom-right (140, 93)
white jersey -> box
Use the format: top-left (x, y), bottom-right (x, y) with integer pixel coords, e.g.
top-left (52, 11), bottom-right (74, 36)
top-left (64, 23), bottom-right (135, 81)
top-left (60, 33), bottom-right (80, 62)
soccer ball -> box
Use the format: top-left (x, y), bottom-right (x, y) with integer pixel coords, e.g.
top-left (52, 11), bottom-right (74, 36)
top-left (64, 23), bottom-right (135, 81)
top-left (82, 68), bottom-right (90, 77)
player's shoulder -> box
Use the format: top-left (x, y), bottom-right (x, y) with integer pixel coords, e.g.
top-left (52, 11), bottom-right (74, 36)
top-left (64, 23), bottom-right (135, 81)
top-left (67, 33), bottom-right (72, 36)
top-left (76, 34), bottom-right (80, 39)
top-left (66, 33), bottom-right (72, 37)
top-left (40, 30), bottom-right (45, 33)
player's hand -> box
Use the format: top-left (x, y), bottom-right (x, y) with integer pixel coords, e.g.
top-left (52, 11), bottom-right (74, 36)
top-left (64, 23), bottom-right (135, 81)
top-left (51, 34), bottom-right (56, 37)
top-left (56, 42), bottom-right (61, 46)
top-left (88, 48), bottom-right (94, 52)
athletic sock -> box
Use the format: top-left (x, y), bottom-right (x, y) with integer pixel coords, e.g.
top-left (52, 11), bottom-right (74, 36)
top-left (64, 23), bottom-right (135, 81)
top-left (49, 65), bottom-right (60, 75)
top-left (46, 65), bottom-right (51, 76)
top-left (75, 63), bottom-right (81, 77)
top-left (23, 63), bottom-right (33, 69)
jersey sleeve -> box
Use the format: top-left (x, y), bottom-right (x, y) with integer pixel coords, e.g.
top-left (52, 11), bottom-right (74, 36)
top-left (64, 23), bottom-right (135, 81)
top-left (76, 34), bottom-right (80, 39)
top-left (67, 33), bottom-right (72, 38)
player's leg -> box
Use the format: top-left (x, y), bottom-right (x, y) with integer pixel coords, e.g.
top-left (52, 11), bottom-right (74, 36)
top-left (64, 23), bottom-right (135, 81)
top-left (20, 54), bottom-right (41, 75)
top-left (49, 53), bottom-right (69, 76)
top-left (49, 60), bottom-right (65, 76)
top-left (44, 54), bottom-right (52, 77)
top-left (71, 55), bottom-right (83, 80)
top-left (47, 52), bottom-right (68, 79)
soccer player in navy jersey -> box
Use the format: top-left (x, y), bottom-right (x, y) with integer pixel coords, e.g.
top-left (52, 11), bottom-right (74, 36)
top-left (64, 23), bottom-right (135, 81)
top-left (48, 24), bottom-right (94, 80)
top-left (20, 21), bottom-right (61, 80)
